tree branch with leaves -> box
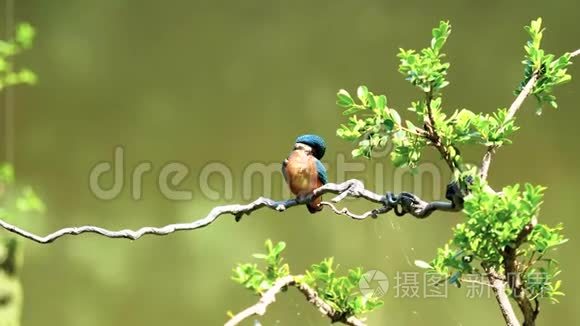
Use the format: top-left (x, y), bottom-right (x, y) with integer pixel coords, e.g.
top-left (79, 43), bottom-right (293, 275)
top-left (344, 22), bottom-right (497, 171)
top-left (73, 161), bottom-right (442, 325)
top-left (335, 18), bottom-right (574, 326)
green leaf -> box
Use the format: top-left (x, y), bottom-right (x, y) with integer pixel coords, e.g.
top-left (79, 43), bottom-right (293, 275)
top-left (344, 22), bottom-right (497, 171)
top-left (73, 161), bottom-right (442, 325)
top-left (18, 69), bottom-right (37, 85)
top-left (16, 23), bottom-right (35, 48)
top-left (341, 105), bottom-right (365, 116)
top-left (337, 89), bottom-right (354, 108)
top-left (351, 148), bottom-right (363, 158)
top-left (517, 18), bottom-right (572, 111)
top-left (414, 260), bottom-right (432, 269)
top-left (384, 119), bottom-right (394, 131)
top-left (0, 163), bottom-right (15, 184)
top-left (273, 241), bottom-right (286, 255)
top-left (376, 95), bottom-right (387, 110)
top-left (16, 187), bottom-right (45, 213)
top-left (398, 21), bottom-right (451, 94)
top-left (356, 85), bottom-right (369, 104)
top-left (431, 21), bottom-right (451, 53)
top-left (390, 110), bottom-right (401, 125)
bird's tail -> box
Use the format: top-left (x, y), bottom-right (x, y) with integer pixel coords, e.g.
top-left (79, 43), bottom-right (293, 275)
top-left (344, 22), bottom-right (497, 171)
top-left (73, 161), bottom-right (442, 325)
top-left (306, 195), bottom-right (323, 213)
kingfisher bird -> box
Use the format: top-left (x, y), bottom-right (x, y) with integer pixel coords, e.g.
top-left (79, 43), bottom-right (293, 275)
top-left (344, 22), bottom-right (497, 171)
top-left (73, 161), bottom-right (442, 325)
top-left (282, 134), bottom-right (328, 213)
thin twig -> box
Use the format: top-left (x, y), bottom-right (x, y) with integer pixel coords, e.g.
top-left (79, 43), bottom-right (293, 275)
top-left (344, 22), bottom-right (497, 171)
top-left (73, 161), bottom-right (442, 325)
top-left (320, 201), bottom-right (388, 220)
top-left (480, 73), bottom-right (537, 180)
top-left (225, 275), bottom-right (366, 326)
top-left (225, 276), bottom-right (295, 326)
top-left (0, 179), bottom-right (461, 244)
top-left (397, 125), bottom-right (427, 137)
top-left (295, 281), bottom-right (366, 326)
top-left (423, 90), bottom-right (457, 172)
top-left (480, 48), bottom-right (580, 180)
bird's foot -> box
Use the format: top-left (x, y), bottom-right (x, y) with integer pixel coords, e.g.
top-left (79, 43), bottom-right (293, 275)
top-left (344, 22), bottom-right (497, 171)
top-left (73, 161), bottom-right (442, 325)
top-left (398, 192), bottom-right (425, 215)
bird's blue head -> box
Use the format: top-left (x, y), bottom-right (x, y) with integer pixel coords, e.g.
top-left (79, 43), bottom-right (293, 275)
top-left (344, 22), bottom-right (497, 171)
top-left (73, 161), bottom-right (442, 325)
top-left (295, 134), bottom-right (326, 159)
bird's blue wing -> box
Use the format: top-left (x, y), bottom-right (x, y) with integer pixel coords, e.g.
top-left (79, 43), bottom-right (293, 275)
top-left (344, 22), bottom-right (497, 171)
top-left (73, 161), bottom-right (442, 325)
top-left (315, 159), bottom-right (328, 185)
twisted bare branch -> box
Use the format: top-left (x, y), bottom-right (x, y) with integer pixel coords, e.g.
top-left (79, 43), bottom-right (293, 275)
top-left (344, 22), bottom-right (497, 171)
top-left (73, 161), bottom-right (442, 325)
top-left (0, 179), bottom-right (460, 244)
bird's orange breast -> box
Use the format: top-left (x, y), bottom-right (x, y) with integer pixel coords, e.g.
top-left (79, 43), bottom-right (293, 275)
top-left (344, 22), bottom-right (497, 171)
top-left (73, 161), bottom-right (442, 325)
top-left (284, 150), bottom-right (321, 196)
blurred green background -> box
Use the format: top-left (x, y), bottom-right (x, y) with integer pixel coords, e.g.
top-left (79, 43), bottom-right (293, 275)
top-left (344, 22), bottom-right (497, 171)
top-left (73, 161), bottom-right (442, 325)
top-left (1, 0), bottom-right (579, 325)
